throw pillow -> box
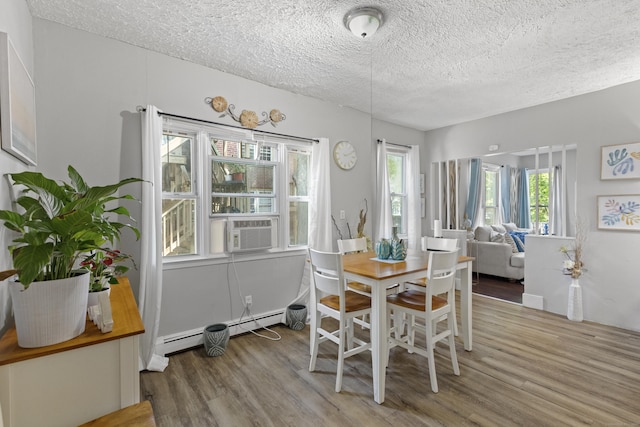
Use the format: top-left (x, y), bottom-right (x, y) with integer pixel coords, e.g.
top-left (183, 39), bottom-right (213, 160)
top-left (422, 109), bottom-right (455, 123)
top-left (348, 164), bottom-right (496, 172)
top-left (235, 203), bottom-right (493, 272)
top-left (491, 224), bottom-right (507, 234)
top-left (503, 232), bottom-right (519, 253)
top-left (508, 231), bottom-right (525, 252)
top-left (503, 222), bottom-right (518, 232)
top-left (474, 225), bottom-right (492, 242)
top-left (490, 231), bottom-right (505, 243)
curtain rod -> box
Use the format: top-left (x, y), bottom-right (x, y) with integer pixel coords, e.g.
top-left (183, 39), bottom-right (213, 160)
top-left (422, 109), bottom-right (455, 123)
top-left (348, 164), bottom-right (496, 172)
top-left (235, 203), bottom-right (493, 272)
top-left (376, 138), bottom-right (412, 149)
top-left (136, 107), bottom-right (319, 144)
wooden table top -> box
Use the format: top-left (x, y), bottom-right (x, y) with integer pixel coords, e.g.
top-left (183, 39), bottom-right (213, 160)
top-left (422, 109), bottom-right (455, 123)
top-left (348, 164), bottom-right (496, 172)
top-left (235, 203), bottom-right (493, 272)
top-left (0, 277), bottom-right (145, 366)
top-left (342, 251), bottom-right (474, 280)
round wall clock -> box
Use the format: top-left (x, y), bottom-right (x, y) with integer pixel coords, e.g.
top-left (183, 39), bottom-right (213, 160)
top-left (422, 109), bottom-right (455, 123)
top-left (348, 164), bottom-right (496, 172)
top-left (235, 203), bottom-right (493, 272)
top-left (333, 141), bottom-right (357, 170)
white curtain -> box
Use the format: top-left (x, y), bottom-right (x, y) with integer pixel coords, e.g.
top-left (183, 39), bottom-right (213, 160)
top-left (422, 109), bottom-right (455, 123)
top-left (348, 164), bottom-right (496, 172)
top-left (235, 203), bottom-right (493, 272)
top-left (406, 145), bottom-right (421, 249)
top-left (550, 166), bottom-right (563, 235)
top-left (281, 137), bottom-right (331, 323)
top-left (139, 105), bottom-right (169, 372)
top-left (375, 139), bottom-right (392, 241)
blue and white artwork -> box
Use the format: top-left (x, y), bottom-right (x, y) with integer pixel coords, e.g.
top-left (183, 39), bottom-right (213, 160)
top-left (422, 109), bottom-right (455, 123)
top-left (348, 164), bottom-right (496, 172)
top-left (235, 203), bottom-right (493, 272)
top-left (597, 195), bottom-right (640, 231)
top-left (601, 142), bottom-right (640, 180)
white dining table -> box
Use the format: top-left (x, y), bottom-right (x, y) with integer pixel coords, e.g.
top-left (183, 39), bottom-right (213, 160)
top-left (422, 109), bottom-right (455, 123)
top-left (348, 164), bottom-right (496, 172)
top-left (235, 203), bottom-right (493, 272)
top-left (342, 250), bottom-right (474, 404)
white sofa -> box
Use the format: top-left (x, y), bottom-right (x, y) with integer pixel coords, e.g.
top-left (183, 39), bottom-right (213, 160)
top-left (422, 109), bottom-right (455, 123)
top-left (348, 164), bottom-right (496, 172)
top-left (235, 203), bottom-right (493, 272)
top-left (468, 224), bottom-right (525, 280)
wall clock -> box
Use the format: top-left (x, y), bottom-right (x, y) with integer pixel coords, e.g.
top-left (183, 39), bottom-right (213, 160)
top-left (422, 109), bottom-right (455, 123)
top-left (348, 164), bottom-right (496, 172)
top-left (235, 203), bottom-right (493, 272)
top-left (333, 140), bottom-right (357, 170)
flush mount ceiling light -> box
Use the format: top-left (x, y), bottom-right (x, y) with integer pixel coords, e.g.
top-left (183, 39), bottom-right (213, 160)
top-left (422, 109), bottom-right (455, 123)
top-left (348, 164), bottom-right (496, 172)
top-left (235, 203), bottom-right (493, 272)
top-left (344, 7), bottom-right (384, 39)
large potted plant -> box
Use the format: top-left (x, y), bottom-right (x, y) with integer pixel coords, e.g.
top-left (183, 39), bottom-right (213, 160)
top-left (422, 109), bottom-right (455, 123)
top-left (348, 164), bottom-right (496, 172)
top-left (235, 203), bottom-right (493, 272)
top-left (0, 165), bottom-right (142, 347)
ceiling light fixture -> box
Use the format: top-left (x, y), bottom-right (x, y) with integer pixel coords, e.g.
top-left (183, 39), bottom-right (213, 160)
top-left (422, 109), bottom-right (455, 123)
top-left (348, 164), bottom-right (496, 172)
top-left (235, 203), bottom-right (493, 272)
top-left (344, 7), bottom-right (384, 39)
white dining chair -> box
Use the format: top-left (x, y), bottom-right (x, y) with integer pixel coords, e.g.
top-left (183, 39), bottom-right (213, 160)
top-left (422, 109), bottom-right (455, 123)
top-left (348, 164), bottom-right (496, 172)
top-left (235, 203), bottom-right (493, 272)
top-left (405, 236), bottom-right (460, 336)
top-left (337, 237), bottom-right (399, 297)
top-left (308, 248), bottom-right (372, 393)
top-left (386, 249), bottom-right (460, 393)
top-left (337, 237), bottom-right (399, 330)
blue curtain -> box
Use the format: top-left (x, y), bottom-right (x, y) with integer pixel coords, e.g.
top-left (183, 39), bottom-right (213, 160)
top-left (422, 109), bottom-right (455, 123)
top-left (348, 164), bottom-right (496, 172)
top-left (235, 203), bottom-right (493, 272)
top-left (500, 165), bottom-right (511, 222)
top-left (465, 158), bottom-right (482, 227)
top-left (517, 168), bottom-right (531, 229)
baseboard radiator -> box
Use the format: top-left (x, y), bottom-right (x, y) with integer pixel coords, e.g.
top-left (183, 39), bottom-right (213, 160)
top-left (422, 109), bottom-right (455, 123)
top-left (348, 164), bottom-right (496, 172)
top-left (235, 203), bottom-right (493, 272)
top-left (156, 308), bottom-right (285, 356)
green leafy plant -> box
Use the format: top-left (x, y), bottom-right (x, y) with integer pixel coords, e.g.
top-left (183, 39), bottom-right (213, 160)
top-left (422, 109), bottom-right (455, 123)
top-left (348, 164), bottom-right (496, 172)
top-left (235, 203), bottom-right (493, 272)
top-left (0, 166), bottom-right (142, 288)
top-left (80, 249), bottom-right (136, 292)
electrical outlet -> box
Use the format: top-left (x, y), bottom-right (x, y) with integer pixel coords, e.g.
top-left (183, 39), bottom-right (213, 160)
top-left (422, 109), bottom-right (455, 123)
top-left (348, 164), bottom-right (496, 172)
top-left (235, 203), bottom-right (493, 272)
top-left (340, 210), bottom-right (346, 220)
top-left (245, 295), bottom-right (252, 306)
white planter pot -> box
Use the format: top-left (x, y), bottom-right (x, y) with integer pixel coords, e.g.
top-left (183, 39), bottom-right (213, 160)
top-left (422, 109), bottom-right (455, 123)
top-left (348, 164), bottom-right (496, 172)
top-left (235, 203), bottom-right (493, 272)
top-left (9, 271), bottom-right (90, 348)
top-left (87, 286), bottom-right (111, 309)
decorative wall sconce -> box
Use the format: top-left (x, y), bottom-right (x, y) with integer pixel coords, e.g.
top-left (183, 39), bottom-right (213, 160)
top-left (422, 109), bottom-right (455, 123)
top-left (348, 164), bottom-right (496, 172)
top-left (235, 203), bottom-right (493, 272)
top-left (205, 96), bottom-right (286, 129)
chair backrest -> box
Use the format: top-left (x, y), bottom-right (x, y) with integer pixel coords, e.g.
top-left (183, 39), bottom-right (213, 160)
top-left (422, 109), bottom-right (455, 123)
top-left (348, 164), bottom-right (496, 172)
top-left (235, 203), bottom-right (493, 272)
top-left (337, 237), bottom-right (367, 255)
top-left (422, 236), bottom-right (458, 252)
top-left (309, 248), bottom-right (346, 307)
top-left (426, 249), bottom-right (459, 297)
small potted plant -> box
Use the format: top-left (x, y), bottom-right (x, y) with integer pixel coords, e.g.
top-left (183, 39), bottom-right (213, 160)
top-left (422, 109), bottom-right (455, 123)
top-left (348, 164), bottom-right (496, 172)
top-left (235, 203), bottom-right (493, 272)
top-left (81, 248), bottom-right (135, 307)
top-left (0, 165), bottom-right (142, 347)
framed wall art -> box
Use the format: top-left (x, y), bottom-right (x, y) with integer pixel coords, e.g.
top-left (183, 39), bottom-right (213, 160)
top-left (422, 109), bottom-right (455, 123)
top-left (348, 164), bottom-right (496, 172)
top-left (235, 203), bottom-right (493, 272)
top-left (601, 142), bottom-right (640, 180)
top-left (0, 31), bottom-right (37, 166)
top-left (597, 195), bottom-right (640, 231)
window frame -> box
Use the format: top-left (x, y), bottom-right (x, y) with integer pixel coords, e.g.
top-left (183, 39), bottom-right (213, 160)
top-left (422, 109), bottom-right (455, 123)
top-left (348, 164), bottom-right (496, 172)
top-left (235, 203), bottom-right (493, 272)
top-left (161, 118), bottom-right (311, 261)
top-left (528, 168), bottom-right (551, 226)
top-left (386, 148), bottom-right (408, 237)
top-left (482, 164), bottom-right (500, 226)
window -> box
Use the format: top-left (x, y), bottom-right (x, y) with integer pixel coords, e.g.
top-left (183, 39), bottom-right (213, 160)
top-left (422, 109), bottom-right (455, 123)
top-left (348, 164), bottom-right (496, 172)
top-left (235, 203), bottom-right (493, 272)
top-left (162, 131), bottom-right (197, 257)
top-left (387, 151), bottom-right (407, 235)
top-left (483, 166), bottom-right (499, 225)
top-left (528, 170), bottom-right (550, 224)
top-left (210, 139), bottom-right (277, 215)
top-left (161, 120), bottom-right (311, 258)
top-left (288, 149), bottom-right (310, 246)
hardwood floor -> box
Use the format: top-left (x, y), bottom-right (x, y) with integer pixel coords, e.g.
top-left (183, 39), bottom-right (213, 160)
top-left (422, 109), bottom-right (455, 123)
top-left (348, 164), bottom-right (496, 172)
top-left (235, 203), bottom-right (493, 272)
top-left (140, 295), bottom-right (640, 426)
top-left (473, 273), bottom-right (524, 303)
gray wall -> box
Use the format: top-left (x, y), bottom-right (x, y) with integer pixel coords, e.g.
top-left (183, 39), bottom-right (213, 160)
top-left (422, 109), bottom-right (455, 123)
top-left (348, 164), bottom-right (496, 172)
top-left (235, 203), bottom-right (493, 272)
top-left (0, 0), bottom-right (34, 336)
top-left (30, 19), bottom-right (423, 337)
top-left (424, 82), bottom-right (640, 332)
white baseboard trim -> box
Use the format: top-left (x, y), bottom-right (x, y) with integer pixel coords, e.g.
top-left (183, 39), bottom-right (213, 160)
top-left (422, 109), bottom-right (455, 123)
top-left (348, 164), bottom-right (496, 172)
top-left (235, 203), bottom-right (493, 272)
top-left (156, 308), bottom-right (286, 356)
top-left (522, 293), bottom-right (544, 310)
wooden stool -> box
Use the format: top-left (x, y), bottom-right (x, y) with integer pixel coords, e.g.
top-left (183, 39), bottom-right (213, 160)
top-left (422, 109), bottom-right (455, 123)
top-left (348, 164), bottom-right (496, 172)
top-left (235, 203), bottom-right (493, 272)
top-left (78, 401), bottom-right (156, 426)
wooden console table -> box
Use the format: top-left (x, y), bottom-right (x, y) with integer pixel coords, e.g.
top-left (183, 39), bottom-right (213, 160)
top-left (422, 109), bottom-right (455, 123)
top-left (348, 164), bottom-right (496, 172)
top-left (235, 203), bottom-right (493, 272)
top-left (0, 277), bottom-right (145, 427)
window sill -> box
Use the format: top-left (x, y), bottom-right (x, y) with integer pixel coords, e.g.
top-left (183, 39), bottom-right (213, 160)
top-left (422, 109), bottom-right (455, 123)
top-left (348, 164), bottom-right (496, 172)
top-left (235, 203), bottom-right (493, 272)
top-left (162, 247), bottom-right (308, 270)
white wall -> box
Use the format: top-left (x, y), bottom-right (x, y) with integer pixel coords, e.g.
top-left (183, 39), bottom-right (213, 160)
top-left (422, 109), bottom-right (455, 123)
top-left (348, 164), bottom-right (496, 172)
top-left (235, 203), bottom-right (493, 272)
top-left (0, 0), bottom-right (34, 337)
top-left (31, 19), bottom-right (424, 337)
top-left (424, 82), bottom-right (640, 332)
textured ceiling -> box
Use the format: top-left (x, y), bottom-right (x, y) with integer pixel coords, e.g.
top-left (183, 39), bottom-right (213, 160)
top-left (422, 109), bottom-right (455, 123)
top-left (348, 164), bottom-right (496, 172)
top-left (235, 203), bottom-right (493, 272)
top-left (25, 0), bottom-right (640, 131)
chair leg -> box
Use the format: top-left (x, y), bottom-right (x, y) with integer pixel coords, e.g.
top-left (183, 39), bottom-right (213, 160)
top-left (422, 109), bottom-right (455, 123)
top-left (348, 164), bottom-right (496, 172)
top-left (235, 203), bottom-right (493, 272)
top-left (392, 309), bottom-right (403, 339)
top-left (448, 314), bottom-right (460, 376)
top-left (336, 320), bottom-right (346, 392)
top-left (408, 315), bottom-right (416, 353)
top-left (347, 318), bottom-right (354, 350)
top-left (309, 314), bottom-right (320, 372)
top-left (426, 320), bottom-right (438, 393)
top-left (451, 297), bottom-right (459, 337)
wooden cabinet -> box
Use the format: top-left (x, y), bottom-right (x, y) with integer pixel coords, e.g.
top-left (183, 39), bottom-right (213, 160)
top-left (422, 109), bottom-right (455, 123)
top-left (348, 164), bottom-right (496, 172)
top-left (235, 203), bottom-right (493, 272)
top-left (0, 278), bottom-right (144, 427)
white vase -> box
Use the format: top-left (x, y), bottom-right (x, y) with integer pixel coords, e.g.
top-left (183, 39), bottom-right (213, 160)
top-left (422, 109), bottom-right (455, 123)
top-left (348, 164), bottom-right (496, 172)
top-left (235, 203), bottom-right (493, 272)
top-left (9, 271), bottom-right (90, 348)
top-left (567, 277), bottom-right (583, 322)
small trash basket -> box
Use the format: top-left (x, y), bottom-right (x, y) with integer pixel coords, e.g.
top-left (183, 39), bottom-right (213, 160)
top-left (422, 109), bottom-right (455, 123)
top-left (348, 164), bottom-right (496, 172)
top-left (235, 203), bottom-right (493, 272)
top-left (286, 304), bottom-right (307, 330)
top-left (203, 323), bottom-right (230, 357)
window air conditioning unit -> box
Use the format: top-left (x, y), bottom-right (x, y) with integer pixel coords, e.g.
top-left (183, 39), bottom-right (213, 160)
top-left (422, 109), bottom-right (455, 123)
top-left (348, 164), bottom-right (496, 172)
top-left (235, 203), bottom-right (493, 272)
top-left (227, 218), bottom-right (274, 252)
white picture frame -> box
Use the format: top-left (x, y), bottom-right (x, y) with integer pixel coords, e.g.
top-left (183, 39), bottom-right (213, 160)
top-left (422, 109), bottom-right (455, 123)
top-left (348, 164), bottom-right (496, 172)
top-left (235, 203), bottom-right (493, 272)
top-left (0, 31), bottom-right (37, 166)
top-left (597, 194), bottom-right (640, 231)
top-left (601, 142), bottom-right (640, 180)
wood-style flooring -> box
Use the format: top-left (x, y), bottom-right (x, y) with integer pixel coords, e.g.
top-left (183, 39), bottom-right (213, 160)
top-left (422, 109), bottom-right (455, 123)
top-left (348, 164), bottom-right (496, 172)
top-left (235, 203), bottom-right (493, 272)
top-left (473, 273), bottom-right (524, 303)
top-left (140, 294), bottom-right (640, 426)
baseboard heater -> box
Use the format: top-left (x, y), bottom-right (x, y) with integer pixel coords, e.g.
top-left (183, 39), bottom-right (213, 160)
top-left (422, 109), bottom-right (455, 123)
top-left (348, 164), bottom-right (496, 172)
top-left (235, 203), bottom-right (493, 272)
top-left (156, 308), bottom-right (285, 356)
